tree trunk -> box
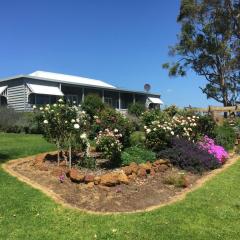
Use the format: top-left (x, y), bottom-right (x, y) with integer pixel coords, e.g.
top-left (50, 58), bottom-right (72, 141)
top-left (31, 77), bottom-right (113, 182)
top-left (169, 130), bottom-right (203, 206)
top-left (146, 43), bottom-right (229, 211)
top-left (57, 142), bottom-right (60, 166)
top-left (69, 145), bottom-right (72, 169)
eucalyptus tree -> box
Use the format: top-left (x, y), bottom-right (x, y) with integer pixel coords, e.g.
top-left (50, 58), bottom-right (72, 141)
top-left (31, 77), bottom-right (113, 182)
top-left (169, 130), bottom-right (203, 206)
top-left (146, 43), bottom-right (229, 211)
top-left (163, 0), bottom-right (240, 106)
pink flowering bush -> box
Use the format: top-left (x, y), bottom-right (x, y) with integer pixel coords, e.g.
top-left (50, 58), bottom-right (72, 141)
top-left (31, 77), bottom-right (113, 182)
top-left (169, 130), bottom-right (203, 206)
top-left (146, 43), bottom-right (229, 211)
top-left (198, 136), bottom-right (228, 164)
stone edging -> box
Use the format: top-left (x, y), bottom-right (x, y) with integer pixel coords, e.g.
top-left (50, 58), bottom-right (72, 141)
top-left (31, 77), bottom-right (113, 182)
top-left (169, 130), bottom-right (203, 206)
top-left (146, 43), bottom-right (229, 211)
top-left (1, 154), bottom-right (239, 215)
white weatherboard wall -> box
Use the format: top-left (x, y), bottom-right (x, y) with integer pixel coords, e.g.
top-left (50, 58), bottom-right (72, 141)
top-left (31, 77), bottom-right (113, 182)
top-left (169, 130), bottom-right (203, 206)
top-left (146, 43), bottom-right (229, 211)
top-left (6, 79), bottom-right (26, 111)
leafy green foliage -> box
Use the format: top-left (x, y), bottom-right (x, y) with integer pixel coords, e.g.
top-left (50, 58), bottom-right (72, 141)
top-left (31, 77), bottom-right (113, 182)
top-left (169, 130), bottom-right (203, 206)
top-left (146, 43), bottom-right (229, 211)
top-left (163, 0), bottom-right (240, 106)
top-left (121, 146), bottom-right (156, 165)
top-left (128, 102), bottom-right (145, 117)
top-left (81, 94), bottom-right (105, 120)
top-left (0, 107), bottom-right (40, 134)
top-left (214, 123), bottom-right (236, 150)
top-left (197, 115), bottom-right (216, 138)
top-left (129, 131), bottom-right (145, 147)
top-left (163, 105), bottom-right (180, 117)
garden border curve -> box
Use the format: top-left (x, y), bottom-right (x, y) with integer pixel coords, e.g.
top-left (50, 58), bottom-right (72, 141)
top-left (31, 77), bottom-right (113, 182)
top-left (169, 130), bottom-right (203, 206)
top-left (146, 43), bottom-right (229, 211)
top-left (2, 153), bottom-right (239, 215)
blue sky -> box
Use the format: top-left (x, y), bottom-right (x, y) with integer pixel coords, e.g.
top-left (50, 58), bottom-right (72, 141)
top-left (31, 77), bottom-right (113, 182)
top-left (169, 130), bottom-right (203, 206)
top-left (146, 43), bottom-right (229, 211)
top-left (0, 0), bottom-right (220, 107)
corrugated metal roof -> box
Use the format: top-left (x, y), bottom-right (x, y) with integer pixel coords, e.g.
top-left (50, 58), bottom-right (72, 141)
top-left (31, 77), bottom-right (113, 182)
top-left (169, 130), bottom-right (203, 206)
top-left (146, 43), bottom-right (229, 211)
top-left (27, 83), bottom-right (64, 96)
top-left (29, 71), bottom-right (116, 89)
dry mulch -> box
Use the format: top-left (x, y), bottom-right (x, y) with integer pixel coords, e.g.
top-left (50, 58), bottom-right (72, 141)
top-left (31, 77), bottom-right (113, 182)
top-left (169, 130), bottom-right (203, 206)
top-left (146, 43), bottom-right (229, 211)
top-left (10, 157), bottom-right (201, 213)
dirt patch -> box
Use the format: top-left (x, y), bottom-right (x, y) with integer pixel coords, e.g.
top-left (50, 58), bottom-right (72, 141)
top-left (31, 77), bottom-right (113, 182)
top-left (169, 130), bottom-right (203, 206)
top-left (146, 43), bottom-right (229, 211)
top-left (2, 154), bottom-right (239, 214)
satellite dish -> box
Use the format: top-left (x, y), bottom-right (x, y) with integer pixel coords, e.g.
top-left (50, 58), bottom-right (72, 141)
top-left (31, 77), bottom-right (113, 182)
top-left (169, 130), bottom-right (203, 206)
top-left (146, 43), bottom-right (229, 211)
top-left (144, 83), bottom-right (151, 92)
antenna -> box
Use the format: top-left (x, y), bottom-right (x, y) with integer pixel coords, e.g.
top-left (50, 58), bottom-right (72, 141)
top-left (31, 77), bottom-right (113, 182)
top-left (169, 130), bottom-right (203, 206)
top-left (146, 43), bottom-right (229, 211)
top-left (144, 83), bottom-right (151, 92)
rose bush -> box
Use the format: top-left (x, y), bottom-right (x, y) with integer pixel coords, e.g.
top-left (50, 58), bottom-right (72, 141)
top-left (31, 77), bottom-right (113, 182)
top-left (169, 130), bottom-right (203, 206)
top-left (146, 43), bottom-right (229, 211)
top-left (95, 129), bottom-right (122, 165)
top-left (92, 107), bottom-right (133, 147)
top-left (145, 115), bottom-right (199, 151)
top-left (35, 99), bottom-right (90, 167)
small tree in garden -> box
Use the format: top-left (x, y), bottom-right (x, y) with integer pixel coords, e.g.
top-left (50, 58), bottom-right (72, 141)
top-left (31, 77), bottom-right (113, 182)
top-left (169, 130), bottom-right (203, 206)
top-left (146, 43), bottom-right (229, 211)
top-left (35, 99), bottom-right (90, 168)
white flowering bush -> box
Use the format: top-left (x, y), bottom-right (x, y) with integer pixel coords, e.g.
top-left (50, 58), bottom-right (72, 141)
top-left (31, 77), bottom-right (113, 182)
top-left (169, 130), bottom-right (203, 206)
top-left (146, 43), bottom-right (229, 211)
top-left (145, 115), bottom-right (199, 151)
top-left (95, 129), bottom-right (122, 164)
top-left (34, 99), bottom-right (90, 167)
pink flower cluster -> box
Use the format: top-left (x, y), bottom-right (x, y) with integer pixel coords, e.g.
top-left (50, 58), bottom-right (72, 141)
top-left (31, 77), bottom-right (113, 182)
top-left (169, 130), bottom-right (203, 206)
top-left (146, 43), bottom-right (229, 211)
top-left (198, 136), bottom-right (228, 164)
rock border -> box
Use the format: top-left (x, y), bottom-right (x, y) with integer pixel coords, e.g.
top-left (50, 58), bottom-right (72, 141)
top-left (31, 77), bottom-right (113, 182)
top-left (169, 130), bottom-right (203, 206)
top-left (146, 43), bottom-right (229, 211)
top-left (2, 153), bottom-right (239, 215)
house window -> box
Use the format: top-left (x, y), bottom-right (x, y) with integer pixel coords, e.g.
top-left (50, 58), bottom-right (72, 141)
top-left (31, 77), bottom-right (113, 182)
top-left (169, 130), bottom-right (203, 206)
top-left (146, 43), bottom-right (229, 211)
top-left (65, 95), bottom-right (78, 104)
top-left (104, 97), bottom-right (112, 107)
top-left (36, 95), bottom-right (50, 105)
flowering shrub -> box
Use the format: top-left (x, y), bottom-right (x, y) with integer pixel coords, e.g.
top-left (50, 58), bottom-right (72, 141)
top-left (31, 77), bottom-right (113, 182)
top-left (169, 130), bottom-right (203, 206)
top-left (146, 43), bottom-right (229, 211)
top-left (141, 109), bottom-right (169, 127)
top-left (145, 115), bottom-right (199, 151)
top-left (34, 99), bottom-right (90, 167)
top-left (158, 137), bottom-right (221, 173)
top-left (198, 136), bottom-right (228, 164)
top-left (93, 108), bottom-right (133, 147)
top-left (96, 129), bottom-right (123, 165)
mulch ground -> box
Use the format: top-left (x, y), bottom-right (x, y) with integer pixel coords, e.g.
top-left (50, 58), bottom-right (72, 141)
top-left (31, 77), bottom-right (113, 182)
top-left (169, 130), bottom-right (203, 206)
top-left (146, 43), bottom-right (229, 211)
top-left (10, 157), bottom-right (201, 213)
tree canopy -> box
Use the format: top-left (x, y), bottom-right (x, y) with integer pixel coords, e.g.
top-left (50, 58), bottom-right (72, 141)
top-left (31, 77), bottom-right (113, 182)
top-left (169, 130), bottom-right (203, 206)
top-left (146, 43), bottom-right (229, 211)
top-left (163, 0), bottom-right (240, 106)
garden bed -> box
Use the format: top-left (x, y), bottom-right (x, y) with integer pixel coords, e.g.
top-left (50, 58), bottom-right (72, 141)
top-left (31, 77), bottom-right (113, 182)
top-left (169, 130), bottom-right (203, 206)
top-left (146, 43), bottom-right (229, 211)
top-left (4, 152), bottom-right (210, 213)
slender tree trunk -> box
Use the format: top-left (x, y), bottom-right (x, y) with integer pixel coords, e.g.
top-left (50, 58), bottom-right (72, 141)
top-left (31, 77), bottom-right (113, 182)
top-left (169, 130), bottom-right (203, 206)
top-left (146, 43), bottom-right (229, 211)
top-left (57, 141), bottom-right (60, 166)
top-left (69, 145), bottom-right (72, 169)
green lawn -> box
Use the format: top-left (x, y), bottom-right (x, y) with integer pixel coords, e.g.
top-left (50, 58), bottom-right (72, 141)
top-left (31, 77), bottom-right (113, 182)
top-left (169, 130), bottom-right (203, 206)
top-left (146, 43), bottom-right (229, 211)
top-left (0, 133), bottom-right (240, 240)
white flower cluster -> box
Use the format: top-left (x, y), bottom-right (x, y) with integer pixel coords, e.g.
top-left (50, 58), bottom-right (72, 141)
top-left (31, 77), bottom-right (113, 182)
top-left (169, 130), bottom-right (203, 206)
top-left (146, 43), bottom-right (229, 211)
top-left (145, 115), bottom-right (199, 139)
top-left (96, 128), bottom-right (122, 152)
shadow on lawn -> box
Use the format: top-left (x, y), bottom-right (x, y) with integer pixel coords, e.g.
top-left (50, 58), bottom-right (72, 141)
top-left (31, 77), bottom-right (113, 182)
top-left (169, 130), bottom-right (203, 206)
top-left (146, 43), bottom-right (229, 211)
top-left (0, 153), bottom-right (11, 163)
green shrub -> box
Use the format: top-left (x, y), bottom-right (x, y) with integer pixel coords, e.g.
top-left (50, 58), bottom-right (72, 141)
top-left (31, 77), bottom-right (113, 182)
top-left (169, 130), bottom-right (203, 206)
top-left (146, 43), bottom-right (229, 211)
top-left (141, 109), bottom-right (169, 127)
top-left (81, 94), bottom-right (105, 120)
top-left (128, 103), bottom-right (145, 117)
top-left (121, 146), bottom-right (156, 165)
top-left (0, 107), bottom-right (41, 134)
top-left (96, 129), bottom-right (122, 165)
top-left (93, 107), bottom-right (133, 147)
top-left (214, 123), bottom-right (236, 150)
top-left (163, 105), bottom-right (179, 117)
top-left (197, 115), bottom-right (216, 138)
top-left (163, 172), bottom-right (187, 188)
top-left (129, 131), bottom-right (145, 147)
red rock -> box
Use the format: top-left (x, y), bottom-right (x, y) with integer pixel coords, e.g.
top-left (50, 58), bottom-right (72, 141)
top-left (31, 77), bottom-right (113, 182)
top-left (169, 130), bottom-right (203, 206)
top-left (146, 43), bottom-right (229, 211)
top-left (129, 162), bottom-right (139, 174)
top-left (154, 164), bottom-right (168, 173)
top-left (153, 159), bottom-right (168, 167)
top-left (139, 163), bottom-right (152, 173)
top-left (118, 172), bottom-right (129, 185)
top-left (94, 176), bottom-right (101, 185)
top-left (68, 169), bottom-right (85, 183)
top-left (100, 173), bottom-right (120, 186)
top-left (84, 175), bottom-right (95, 183)
top-left (150, 169), bottom-right (155, 176)
top-left (122, 166), bottom-right (133, 175)
top-left (128, 173), bottom-right (137, 181)
top-left (137, 168), bottom-right (147, 178)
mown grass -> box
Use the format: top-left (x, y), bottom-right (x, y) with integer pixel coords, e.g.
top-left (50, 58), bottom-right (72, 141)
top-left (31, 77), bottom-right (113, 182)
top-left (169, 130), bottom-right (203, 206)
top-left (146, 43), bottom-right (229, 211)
top-left (0, 133), bottom-right (240, 240)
